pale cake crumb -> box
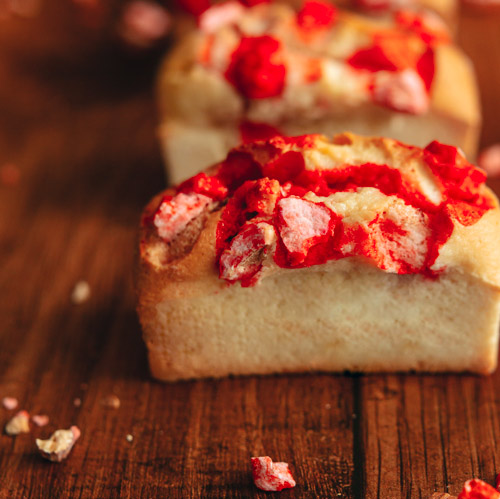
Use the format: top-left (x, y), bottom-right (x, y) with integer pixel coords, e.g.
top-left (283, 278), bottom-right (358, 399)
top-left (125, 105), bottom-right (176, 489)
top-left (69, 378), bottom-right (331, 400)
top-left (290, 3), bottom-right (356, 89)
top-left (101, 395), bottom-right (120, 409)
top-left (71, 281), bottom-right (91, 304)
top-left (36, 426), bottom-right (81, 462)
top-left (5, 410), bottom-right (30, 436)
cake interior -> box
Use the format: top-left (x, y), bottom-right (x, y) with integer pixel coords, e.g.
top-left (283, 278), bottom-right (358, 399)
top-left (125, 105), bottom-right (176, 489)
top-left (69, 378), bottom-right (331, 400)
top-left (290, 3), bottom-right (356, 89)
top-left (145, 260), bottom-right (500, 381)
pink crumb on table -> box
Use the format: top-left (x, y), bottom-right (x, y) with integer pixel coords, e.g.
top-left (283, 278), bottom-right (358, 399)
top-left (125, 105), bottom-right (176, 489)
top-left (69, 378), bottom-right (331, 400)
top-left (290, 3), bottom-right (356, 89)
top-left (478, 144), bottom-right (500, 178)
top-left (119, 1), bottom-right (171, 48)
top-left (32, 415), bottom-right (50, 427)
top-left (251, 456), bottom-right (296, 491)
top-left (2, 397), bottom-right (18, 410)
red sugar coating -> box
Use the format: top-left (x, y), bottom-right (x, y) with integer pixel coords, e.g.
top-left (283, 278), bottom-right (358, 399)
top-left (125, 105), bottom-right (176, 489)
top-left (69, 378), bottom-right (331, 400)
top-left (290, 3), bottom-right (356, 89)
top-left (219, 222), bottom-right (273, 286)
top-left (251, 456), bottom-right (296, 491)
top-left (458, 479), bottom-right (500, 499)
top-left (216, 178), bottom-right (281, 259)
top-left (261, 150), bottom-right (306, 184)
top-left (178, 172), bottom-right (228, 200)
top-left (239, 121), bottom-right (282, 144)
top-left (424, 141), bottom-right (494, 225)
top-left (225, 35), bottom-right (286, 99)
top-left (347, 30), bottom-right (435, 92)
top-left (275, 197), bottom-right (340, 267)
top-left (215, 139), bottom-right (491, 282)
top-left (347, 44), bottom-right (399, 73)
top-left (176, 0), bottom-right (210, 16)
top-left (217, 150), bottom-right (262, 190)
top-left (395, 9), bottom-right (451, 44)
top-left (149, 135), bottom-right (493, 285)
top-left (349, 32), bottom-right (422, 71)
top-left (296, 0), bottom-right (338, 31)
top-left (415, 46), bottom-right (435, 92)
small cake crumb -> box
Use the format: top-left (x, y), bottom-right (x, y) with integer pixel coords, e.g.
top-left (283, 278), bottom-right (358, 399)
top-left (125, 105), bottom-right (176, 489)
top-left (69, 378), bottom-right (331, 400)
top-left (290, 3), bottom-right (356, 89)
top-left (251, 456), bottom-right (296, 492)
top-left (73, 398), bottom-right (82, 408)
top-left (126, 434), bottom-right (134, 442)
top-left (5, 410), bottom-right (30, 436)
top-left (430, 493), bottom-right (454, 498)
top-left (32, 414), bottom-right (50, 427)
top-left (101, 395), bottom-right (120, 409)
top-left (36, 426), bottom-right (81, 462)
top-left (71, 281), bottom-right (91, 304)
top-left (2, 397), bottom-right (18, 410)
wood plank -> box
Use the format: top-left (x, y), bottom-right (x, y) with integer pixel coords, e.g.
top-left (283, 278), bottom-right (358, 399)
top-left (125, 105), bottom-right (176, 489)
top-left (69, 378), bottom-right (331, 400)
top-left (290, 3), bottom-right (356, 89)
top-left (0, 11), bottom-right (357, 497)
top-left (360, 373), bottom-right (500, 498)
top-left (0, 1), bottom-right (500, 497)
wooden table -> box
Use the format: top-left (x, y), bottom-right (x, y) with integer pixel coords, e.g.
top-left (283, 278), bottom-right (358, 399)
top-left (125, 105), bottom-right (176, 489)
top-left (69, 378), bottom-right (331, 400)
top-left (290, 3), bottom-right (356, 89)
top-left (0, 2), bottom-right (499, 497)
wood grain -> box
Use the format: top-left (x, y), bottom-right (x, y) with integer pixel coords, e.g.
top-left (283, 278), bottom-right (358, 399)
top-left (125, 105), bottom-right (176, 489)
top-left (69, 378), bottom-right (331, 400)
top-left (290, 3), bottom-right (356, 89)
top-left (0, 2), bottom-right (499, 498)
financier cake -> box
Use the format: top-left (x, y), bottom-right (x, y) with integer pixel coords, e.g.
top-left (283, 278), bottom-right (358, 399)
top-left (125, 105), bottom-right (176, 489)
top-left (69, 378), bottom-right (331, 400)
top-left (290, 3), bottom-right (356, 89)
top-left (157, 1), bottom-right (480, 183)
top-left (137, 133), bottom-right (500, 381)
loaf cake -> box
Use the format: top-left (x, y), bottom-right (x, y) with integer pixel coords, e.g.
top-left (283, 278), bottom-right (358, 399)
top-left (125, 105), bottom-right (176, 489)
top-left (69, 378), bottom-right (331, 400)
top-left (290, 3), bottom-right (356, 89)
top-left (157, 1), bottom-right (480, 184)
top-left (136, 133), bottom-right (500, 381)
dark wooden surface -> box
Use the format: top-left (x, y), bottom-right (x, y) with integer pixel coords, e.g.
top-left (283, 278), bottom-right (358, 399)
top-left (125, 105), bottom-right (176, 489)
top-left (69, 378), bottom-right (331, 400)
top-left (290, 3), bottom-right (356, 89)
top-left (0, 2), bottom-right (500, 498)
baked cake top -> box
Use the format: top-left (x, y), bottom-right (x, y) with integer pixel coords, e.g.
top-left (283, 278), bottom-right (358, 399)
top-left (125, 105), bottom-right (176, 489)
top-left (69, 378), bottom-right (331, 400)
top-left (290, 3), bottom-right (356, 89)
top-left (141, 133), bottom-right (499, 287)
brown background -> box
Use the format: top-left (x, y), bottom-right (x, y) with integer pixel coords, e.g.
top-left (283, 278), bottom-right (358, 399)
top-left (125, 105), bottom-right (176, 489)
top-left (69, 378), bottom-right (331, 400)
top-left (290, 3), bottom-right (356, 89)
top-left (0, 1), bottom-right (499, 497)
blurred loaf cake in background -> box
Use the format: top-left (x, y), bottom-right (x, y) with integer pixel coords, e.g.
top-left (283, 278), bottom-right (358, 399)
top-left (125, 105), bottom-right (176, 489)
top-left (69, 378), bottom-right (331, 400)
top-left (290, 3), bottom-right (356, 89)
top-left (158, 1), bottom-right (479, 184)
